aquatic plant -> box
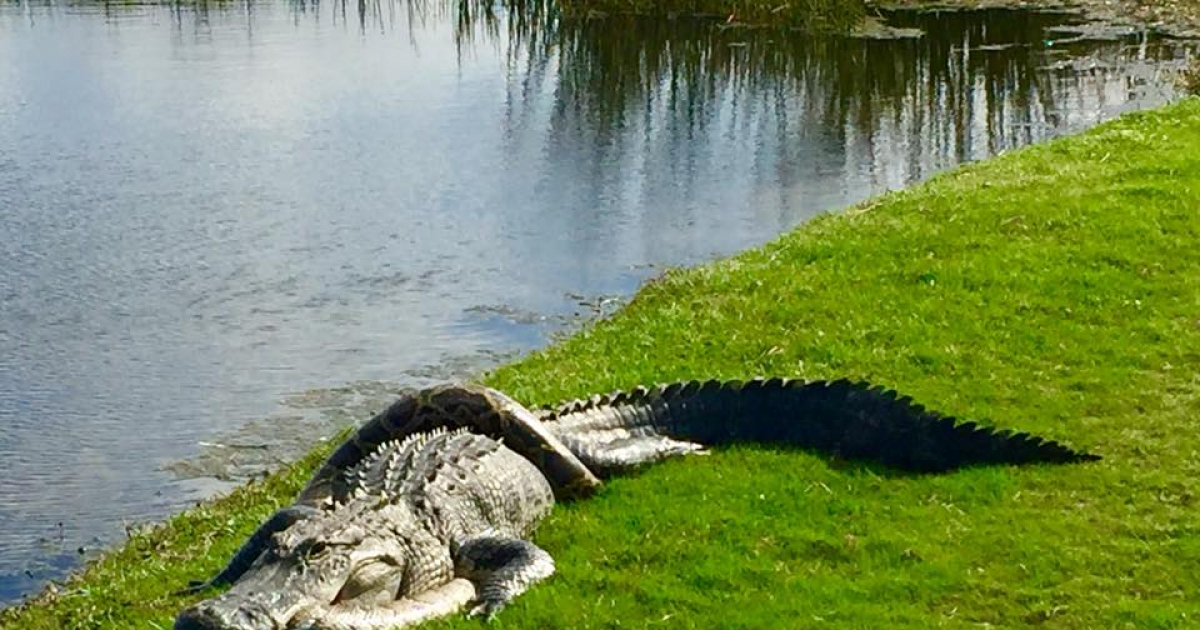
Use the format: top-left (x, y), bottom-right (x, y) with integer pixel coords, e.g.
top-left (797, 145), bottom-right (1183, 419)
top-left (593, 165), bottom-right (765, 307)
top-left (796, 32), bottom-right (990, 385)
top-left (558, 0), bottom-right (866, 31)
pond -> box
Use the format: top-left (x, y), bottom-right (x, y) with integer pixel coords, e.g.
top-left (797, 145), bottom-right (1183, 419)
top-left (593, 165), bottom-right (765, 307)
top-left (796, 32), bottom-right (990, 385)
top-left (0, 0), bottom-right (1193, 604)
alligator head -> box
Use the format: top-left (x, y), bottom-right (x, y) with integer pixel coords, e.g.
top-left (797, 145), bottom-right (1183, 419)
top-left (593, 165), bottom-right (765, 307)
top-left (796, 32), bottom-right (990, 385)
top-left (176, 501), bottom-right (426, 630)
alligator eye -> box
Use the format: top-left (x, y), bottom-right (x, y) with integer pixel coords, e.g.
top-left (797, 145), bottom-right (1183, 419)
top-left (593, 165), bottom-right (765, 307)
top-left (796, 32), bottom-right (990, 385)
top-left (307, 542), bottom-right (329, 558)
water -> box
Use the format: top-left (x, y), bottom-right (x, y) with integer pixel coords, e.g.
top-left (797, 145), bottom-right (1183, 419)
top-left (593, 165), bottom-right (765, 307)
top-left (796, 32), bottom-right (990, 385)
top-left (0, 0), bottom-right (1192, 603)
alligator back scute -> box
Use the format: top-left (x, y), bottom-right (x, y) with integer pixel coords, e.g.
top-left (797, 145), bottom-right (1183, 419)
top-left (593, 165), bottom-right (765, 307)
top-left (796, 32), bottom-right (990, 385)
top-left (302, 384), bottom-right (601, 506)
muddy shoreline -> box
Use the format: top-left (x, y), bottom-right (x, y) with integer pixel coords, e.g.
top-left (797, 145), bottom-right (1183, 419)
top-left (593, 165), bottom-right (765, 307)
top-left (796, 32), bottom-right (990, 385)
top-left (873, 0), bottom-right (1200, 39)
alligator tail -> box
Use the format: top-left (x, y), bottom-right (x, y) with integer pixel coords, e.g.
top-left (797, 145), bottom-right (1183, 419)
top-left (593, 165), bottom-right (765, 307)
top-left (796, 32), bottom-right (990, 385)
top-left (536, 378), bottom-right (1099, 475)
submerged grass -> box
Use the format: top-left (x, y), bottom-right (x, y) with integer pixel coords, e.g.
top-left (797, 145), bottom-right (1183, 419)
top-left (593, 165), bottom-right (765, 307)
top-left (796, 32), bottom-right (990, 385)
top-left (4, 99), bottom-right (1200, 629)
top-left (560, 0), bottom-right (866, 31)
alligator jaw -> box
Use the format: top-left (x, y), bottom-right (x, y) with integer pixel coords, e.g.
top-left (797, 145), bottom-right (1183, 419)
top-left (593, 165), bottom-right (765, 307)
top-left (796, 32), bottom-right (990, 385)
top-left (176, 586), bottom-right (335, 630)
top-left (175, 598), bottom-right (283, 630)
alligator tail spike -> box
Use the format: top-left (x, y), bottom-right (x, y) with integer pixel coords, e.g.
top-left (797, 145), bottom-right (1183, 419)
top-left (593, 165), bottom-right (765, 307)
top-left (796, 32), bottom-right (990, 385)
top-left (535, 378), bottom-right (1100, 475)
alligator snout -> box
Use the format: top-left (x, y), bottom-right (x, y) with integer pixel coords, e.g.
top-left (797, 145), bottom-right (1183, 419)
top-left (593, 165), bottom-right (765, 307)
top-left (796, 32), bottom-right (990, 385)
top-left (175, 598), bottom-right (282, 630)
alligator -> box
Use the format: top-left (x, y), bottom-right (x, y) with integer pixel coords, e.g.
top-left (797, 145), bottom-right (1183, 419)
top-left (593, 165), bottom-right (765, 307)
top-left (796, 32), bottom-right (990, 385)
top-left (176, 378), bottom-right (1099, 630)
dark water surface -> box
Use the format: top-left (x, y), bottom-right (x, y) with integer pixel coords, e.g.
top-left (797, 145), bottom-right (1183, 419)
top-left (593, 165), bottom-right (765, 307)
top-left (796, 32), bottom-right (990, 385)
top-left (0, 0), bottom-right (1192, 602)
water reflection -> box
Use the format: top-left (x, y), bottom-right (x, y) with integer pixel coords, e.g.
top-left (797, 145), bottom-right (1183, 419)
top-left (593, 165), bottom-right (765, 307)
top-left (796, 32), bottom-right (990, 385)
top-left (0, 0), bottom-right (1192, 604)
top-left (510, 7), bottom-right (1181, 192)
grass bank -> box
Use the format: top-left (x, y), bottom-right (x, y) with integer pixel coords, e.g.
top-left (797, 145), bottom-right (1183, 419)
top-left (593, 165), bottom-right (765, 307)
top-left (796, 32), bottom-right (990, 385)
top-left (5, 99), bottom-right (1200, 629)
top-left (560, 0), bottom-right (866, 31)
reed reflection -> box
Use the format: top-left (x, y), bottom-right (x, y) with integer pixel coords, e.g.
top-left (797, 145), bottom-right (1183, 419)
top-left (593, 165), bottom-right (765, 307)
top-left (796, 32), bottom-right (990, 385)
top-left (497, 6), bottom-right (1187, 197)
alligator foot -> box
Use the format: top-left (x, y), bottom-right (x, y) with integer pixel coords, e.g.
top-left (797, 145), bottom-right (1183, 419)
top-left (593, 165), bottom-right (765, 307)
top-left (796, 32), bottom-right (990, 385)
top-left (455, 536), bottom-right (556, 619)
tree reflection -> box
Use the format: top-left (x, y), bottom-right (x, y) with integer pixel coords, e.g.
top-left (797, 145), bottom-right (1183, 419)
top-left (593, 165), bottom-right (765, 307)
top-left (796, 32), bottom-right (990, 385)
top-left (480, 3), bottom-right (1188, 191)
top-left (4, 0), bottom-right (1191, 194)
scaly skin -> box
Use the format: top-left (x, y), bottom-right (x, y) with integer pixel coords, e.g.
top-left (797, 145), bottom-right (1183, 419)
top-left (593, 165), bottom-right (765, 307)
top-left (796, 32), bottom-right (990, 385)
top-left (188, 384), bottom-right (599, 596)
top-left (177, 426), bottom-right (557, 630)
top-left (535, 377), bottom-right (1098, 475)
top-left (177, 379), bottom-right (1099, 630)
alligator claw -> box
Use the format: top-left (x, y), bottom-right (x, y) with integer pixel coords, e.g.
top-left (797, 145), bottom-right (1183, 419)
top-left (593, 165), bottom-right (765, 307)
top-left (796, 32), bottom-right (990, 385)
top-left (467, 601), bottom-right (503, 621)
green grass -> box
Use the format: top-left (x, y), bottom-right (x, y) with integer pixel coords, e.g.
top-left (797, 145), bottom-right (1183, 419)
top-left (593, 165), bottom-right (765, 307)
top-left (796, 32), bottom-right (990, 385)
top-left (5, 99), bottom-right (1200, 629)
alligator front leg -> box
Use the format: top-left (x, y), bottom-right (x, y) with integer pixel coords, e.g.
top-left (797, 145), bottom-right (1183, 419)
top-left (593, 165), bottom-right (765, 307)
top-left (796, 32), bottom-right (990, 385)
top-left (454, 536), bottom-right (556, 619)
top-left (289, 578), bottom-right (478, 630)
